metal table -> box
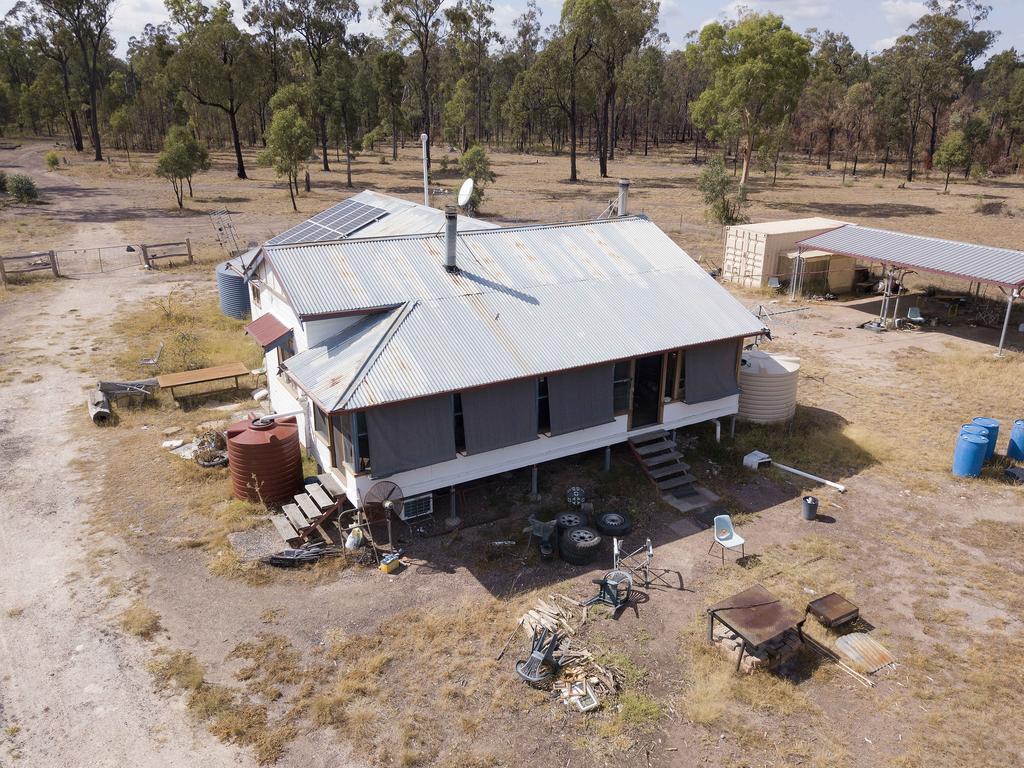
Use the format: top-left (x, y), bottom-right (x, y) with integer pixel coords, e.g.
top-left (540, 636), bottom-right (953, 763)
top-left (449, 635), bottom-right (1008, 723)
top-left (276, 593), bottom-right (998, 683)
top-left (707, 584), bottom-right (805, 671)
top-left (805, 592), bottom-right (859, 628)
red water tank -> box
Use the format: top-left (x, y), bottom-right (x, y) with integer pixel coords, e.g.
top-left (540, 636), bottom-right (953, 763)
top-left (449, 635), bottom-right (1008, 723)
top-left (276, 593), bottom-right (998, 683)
top-left (226, 415), bottom-right (303, 503)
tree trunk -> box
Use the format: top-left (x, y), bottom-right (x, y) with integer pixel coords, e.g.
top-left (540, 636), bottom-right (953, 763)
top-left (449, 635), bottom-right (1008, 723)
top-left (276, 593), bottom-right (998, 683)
top-left (569, 95), bottom-right (579, 182)
top-left (345, 136), bottom-right (353, 188)
top-left (926, 104), bottom-right (938, 170)
top-left (228, 108), bottom-right (247, 179)
top-left (391, 109), bottom-right (399, 160)
top-left (882, 145), bottom-right (889, 179)
top-left (943, 170), bottom-right (950, 192)
top-left (739, 133), bottom-right (753, 186)
top-left (319, 112), bottom-right (330, 171)
top-left (825, 127), bottom-right (834, 170)
top-left (86, 80), bottom-right (102, 161)
top-left (598, 91), bottom-right (610, 178)
top-left (420, 56), bottom-right (431, 171)
top-left (644, 102), bottom-right (650, 156)
top-left (288, 173), bottom-right (297, 211)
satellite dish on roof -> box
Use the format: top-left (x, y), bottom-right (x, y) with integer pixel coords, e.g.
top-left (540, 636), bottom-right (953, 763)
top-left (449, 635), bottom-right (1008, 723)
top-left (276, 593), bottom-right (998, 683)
top-left (457, 178), bottom-right (475, 208)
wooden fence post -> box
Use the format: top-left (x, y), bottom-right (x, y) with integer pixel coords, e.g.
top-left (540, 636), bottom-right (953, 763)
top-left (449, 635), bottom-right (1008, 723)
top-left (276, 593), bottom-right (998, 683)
top-left (141, 244), bottom-right (150, 268)
top-left (186, 238), bottom-right (194, 264)
top-left (48, 250), bottom-right (59, 277)
top-left (0, 257), bottom-right (7, 287)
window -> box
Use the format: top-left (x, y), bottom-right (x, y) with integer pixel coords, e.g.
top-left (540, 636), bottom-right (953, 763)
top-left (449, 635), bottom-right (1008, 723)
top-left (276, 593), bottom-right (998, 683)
top-left (332, 413), bottom-right (352, 468)
top-left (313, 406), bottom-right (329, 442)
top-left (664, 351), bottom-right (679, 401)
top-left (250, 283), bottom-right (261, 308)
top-left (537, 377), bottom-right (550, 434)
top-left (613, 360), bottom-right (632, 414)
top-left (677, 350), bottom-right (686, 402)
top-left (355, 411), bottom-right (371, 473)
top-left (277, 335), bottom-right (297, 367)
top-left (453, 393), bottom-right (466, 453)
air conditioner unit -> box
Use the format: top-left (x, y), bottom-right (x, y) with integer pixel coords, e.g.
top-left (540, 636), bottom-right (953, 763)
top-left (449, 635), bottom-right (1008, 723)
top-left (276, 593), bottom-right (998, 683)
top-left (399, 492), bottom-right (433, 522)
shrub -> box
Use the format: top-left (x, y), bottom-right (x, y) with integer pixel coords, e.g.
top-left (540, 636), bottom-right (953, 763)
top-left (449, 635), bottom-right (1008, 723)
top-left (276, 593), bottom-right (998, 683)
top-left (45, 151), bottom-right (60, 170)
top-left (7, 174), bottom-right (38, 203)
top-left (0, 170), bottom-right (6, 192)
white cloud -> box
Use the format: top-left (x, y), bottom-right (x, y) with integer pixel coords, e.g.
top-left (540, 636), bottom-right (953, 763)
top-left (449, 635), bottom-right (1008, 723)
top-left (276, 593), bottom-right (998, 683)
top-left (879, 0), bottom-right (926, 28)
top-left (720, 0), bottom-right (834, 22)
top-left (870, 35), bottom-right (899, 52)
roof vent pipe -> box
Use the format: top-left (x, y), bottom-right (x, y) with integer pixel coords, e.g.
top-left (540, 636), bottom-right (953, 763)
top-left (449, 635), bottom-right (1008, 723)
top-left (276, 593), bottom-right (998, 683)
top-left (617, 179), bottom-right (630, 216)
top-left (420, 133), bottom-right (430, 207)
top-left (444, 205), bottom-right (458, 272)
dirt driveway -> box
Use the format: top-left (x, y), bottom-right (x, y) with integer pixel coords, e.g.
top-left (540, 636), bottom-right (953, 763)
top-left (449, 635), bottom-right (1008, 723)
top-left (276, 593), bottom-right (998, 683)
top-left (0, 146), bottom-right (243, 766)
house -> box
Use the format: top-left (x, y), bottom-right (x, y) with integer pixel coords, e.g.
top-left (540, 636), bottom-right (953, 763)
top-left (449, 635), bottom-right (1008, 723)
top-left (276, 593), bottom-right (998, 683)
top-left (242, 191), bottom-right (765, 512)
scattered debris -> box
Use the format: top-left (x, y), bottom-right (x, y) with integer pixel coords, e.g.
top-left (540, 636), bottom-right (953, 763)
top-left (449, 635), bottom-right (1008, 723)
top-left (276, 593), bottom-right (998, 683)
top-left (584, 570), bottom-right (633, 609)
top-left (162, 426), bottom-right (183, 436)
top-left (162, 439), bottom-right (185, 450)
top-left (87, 389), bottom-right (111, 425)
top-left (252, 388), bottom-right (269, 401)
top-left (835, 632), bottom-right (896, 674)
top-left (262, 541), bottom-right (346, 568)
top-left (194, 430), bottom-right (228, 468)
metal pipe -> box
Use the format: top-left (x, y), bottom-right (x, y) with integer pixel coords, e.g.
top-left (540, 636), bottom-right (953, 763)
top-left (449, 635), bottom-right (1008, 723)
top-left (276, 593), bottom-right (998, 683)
top-left (997, 289), bottom-right (1018, 357)
top-left (420, 133), bottom-right (430, 207)
top-left (617, 179), bottom-right (630, 216)
top-left (444, 205), bottom-right (458, 272)
top-left (772, 461), bottom-right (847, 493)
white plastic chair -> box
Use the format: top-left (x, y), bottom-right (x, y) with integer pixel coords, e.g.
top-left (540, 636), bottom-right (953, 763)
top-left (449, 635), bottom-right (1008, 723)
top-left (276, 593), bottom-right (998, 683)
top-left (708, 514), bottom-right (745, 564)
top-left (907, 306), bottom-right (926, 325)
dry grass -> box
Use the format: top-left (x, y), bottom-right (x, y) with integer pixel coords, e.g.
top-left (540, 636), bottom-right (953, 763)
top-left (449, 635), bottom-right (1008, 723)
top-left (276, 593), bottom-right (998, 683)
top-left (118, 600), bottom-right (161, 640)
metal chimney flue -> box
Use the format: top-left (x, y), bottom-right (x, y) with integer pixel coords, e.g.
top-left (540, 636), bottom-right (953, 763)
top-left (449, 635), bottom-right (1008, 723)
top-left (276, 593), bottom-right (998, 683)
top-left (420, 133), bottom-right (430, 207)
top-left (617, 179), bottom-right (630, 217)
top-left (444, 205), bottom-right (458, 272)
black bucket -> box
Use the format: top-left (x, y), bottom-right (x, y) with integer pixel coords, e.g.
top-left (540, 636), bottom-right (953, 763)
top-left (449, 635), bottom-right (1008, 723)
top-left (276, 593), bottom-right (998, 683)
top-left (802, 495), bottom-right (819, 521)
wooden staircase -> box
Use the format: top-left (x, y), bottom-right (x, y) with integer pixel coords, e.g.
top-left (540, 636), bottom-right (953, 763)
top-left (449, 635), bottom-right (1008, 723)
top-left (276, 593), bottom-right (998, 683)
top-left (270, 473), bottom-right (344, 545)
top-left (628, 429), bottom-right (699, 497)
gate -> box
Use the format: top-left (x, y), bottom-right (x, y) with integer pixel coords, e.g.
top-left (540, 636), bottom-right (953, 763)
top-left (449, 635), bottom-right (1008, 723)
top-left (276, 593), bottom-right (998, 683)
top-left (53, 244), bottom-right (146, 276)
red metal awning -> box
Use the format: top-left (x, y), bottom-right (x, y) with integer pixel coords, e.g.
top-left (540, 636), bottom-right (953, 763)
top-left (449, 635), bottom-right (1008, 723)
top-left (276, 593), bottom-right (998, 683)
top-left (245, 313), bottom-right (292, 351)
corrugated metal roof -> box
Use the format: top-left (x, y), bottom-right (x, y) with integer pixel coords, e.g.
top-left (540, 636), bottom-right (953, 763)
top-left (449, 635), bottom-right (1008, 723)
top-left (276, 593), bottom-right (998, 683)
top-left (285, 267), bottom-right (763, 411)
top-left (732, 217), bottom-right (846, 235)
top-left (799, 224), bottom-right (1024, 287)
top-left (266, 217), bottom-right (712, 318)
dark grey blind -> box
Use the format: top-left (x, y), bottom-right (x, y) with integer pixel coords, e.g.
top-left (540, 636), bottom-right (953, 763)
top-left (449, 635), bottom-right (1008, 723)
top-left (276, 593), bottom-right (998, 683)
top-left (684, 339), bottom-right (740, 404)
top-left (366, 395), bottom-right (456, 477)
top-left (462, 378), bottom-right (538, 454)
top-left (547, 364), bottom-right (615, 436)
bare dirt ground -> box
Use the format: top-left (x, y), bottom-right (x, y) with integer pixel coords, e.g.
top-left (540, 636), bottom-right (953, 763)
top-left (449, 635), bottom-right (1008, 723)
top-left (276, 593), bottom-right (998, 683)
top-left (1, 138), bottom-right (1023, 768)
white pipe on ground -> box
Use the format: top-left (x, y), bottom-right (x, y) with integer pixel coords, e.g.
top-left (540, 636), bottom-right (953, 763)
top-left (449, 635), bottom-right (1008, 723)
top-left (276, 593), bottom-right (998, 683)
top-left (772, 461), bottom-right (847, 493)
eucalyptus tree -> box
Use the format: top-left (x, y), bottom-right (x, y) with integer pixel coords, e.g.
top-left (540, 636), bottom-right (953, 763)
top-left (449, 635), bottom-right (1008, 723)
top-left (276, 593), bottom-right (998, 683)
top-left (168, 2), bottom-right (257, 178)
top-left (35, 0), bottom-right (114, 160)
top-left (380, 0), bottom-right (446, 169)
top-left (689, 12), bottom-right (811, 187)
top-left (375, 49), bottom-right (407, 160)
top-left (281, 0), bottom-right (359, 172)
top-left (445, 0), bottom-right (500, 144)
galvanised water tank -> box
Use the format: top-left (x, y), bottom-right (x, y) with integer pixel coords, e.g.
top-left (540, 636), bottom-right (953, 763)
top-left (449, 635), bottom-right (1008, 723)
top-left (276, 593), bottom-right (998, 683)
top-left (216, 258), bottom-right (250, 319)
top-left (737, 350), bottom-right (800, 424)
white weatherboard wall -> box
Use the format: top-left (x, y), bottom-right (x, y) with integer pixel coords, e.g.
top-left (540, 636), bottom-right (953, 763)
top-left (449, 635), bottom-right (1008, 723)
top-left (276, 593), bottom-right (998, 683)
top-left (335, 393), bottom-right (738, 507)
top-left (723, 218), bottom-right (846, 289)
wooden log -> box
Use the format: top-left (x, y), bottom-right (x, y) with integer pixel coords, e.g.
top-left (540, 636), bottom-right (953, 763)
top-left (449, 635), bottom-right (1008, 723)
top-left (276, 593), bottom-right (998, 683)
top-left (88, 389), bottom-right (111, 425)
top-left (48, 250), bottom-right (59, 277)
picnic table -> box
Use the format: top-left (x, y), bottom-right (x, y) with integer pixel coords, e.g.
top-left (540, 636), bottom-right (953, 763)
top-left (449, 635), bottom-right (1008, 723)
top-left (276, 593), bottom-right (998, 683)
top-left (707, 584), bottom-right (805, 671)
top-left (157, 362), bottom-right (249, 400)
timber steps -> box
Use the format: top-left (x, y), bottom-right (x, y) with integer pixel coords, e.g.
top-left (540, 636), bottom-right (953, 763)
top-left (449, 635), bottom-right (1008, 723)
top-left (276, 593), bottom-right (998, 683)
top-left (270, 474), bottom-right (343, 545)
top-left (628, 429), bottom-right (699, 497)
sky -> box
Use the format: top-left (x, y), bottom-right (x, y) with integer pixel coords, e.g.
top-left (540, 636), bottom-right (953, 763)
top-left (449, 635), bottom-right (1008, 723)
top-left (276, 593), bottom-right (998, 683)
top-left (4, 0), bottom-right (1023, 60)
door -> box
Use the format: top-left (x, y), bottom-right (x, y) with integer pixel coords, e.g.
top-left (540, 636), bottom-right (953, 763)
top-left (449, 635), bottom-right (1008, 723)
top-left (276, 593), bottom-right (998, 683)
top-left (630, 354), bottom-right (663, 428)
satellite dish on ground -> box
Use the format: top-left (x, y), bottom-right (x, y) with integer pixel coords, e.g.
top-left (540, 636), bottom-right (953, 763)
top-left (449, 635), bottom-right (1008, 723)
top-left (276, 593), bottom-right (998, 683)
top-left (457, 178), bottom-right (475, 208)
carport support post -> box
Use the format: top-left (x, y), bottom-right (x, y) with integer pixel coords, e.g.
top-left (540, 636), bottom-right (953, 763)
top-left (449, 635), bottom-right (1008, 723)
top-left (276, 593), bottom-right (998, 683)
top-left (997, 289), bottom-right (1018, 357)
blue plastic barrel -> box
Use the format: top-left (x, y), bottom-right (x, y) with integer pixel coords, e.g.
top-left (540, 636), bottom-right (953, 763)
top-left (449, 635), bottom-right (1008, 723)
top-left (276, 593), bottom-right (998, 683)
top-left (960, 424), bottom-right (988, 439)
top-left (952, 434), bottom-right (988, 477)
top-left (1008, 419), bottom-right (1024, 461)
top-left (971, 417), bottom-right (1000, 461)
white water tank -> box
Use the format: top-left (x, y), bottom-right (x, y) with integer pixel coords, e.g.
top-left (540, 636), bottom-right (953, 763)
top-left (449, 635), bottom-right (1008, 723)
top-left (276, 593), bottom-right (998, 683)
top-left (738, 351), bottom-right (800, 423)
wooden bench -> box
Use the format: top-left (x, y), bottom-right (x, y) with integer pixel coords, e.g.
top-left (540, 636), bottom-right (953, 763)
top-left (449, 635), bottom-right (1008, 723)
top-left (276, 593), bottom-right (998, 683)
top-left (156, 362), bottom-right (249, 400)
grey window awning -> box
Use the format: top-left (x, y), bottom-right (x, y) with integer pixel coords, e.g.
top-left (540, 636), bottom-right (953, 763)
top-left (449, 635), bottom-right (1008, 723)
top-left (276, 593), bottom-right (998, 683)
top-left (547, 364), bottom-right (615, 436)
top-left (462, 378), bottom-right (538, 454)
top-left (685, 339), bottom-right (740, 404)
top-left (366, 394), bottom-right (456, 477)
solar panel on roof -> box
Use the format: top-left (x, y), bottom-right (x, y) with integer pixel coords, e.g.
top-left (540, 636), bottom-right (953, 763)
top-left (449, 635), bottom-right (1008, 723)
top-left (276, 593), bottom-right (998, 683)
top-left (266, 199), bottom-right (389, 245)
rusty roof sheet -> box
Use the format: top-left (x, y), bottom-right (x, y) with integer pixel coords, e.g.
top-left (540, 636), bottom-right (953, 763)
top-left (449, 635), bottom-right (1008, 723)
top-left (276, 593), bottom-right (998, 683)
top-left (799, 224), bottom-right (1024, 287)
top-left (834, 632), bottom-right (896, 674)
top-left (265, 216), bottom-right (705, 318)
top-left (244, 313), bottom-right (291, 349)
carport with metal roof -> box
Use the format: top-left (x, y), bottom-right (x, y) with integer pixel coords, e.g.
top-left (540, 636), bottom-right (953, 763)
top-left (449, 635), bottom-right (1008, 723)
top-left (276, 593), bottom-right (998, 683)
top-left (796, 224), bottom-right (1024, 356)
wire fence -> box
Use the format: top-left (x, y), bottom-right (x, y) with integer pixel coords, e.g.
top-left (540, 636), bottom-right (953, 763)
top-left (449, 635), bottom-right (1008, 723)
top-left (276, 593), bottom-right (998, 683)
top-left (54, 244), bottom-right (146, 276)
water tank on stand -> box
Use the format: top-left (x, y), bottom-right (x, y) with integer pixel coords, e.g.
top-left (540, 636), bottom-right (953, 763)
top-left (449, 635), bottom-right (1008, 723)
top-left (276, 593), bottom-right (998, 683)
top-left (216, 257), bottom-right (250, 319)
top-left (226, 415), bottom-right (303, 503)
top-left (737, 350), bottom-right (800, 424)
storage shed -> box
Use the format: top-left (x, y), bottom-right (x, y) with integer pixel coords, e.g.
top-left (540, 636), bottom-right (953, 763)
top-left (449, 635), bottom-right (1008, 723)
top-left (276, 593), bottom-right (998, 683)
top-left (723, 218), bottom-right (846, 290)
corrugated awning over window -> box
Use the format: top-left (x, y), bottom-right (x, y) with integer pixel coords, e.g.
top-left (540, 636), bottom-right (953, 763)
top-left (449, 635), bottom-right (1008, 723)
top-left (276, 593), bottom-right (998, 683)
top-left (245, 313), bottom-right (292, 351)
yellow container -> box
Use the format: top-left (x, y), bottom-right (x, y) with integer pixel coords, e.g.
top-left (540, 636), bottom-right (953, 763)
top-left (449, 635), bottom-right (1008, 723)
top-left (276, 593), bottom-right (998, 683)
top-left (379, 554), bottom-right (401, 574)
